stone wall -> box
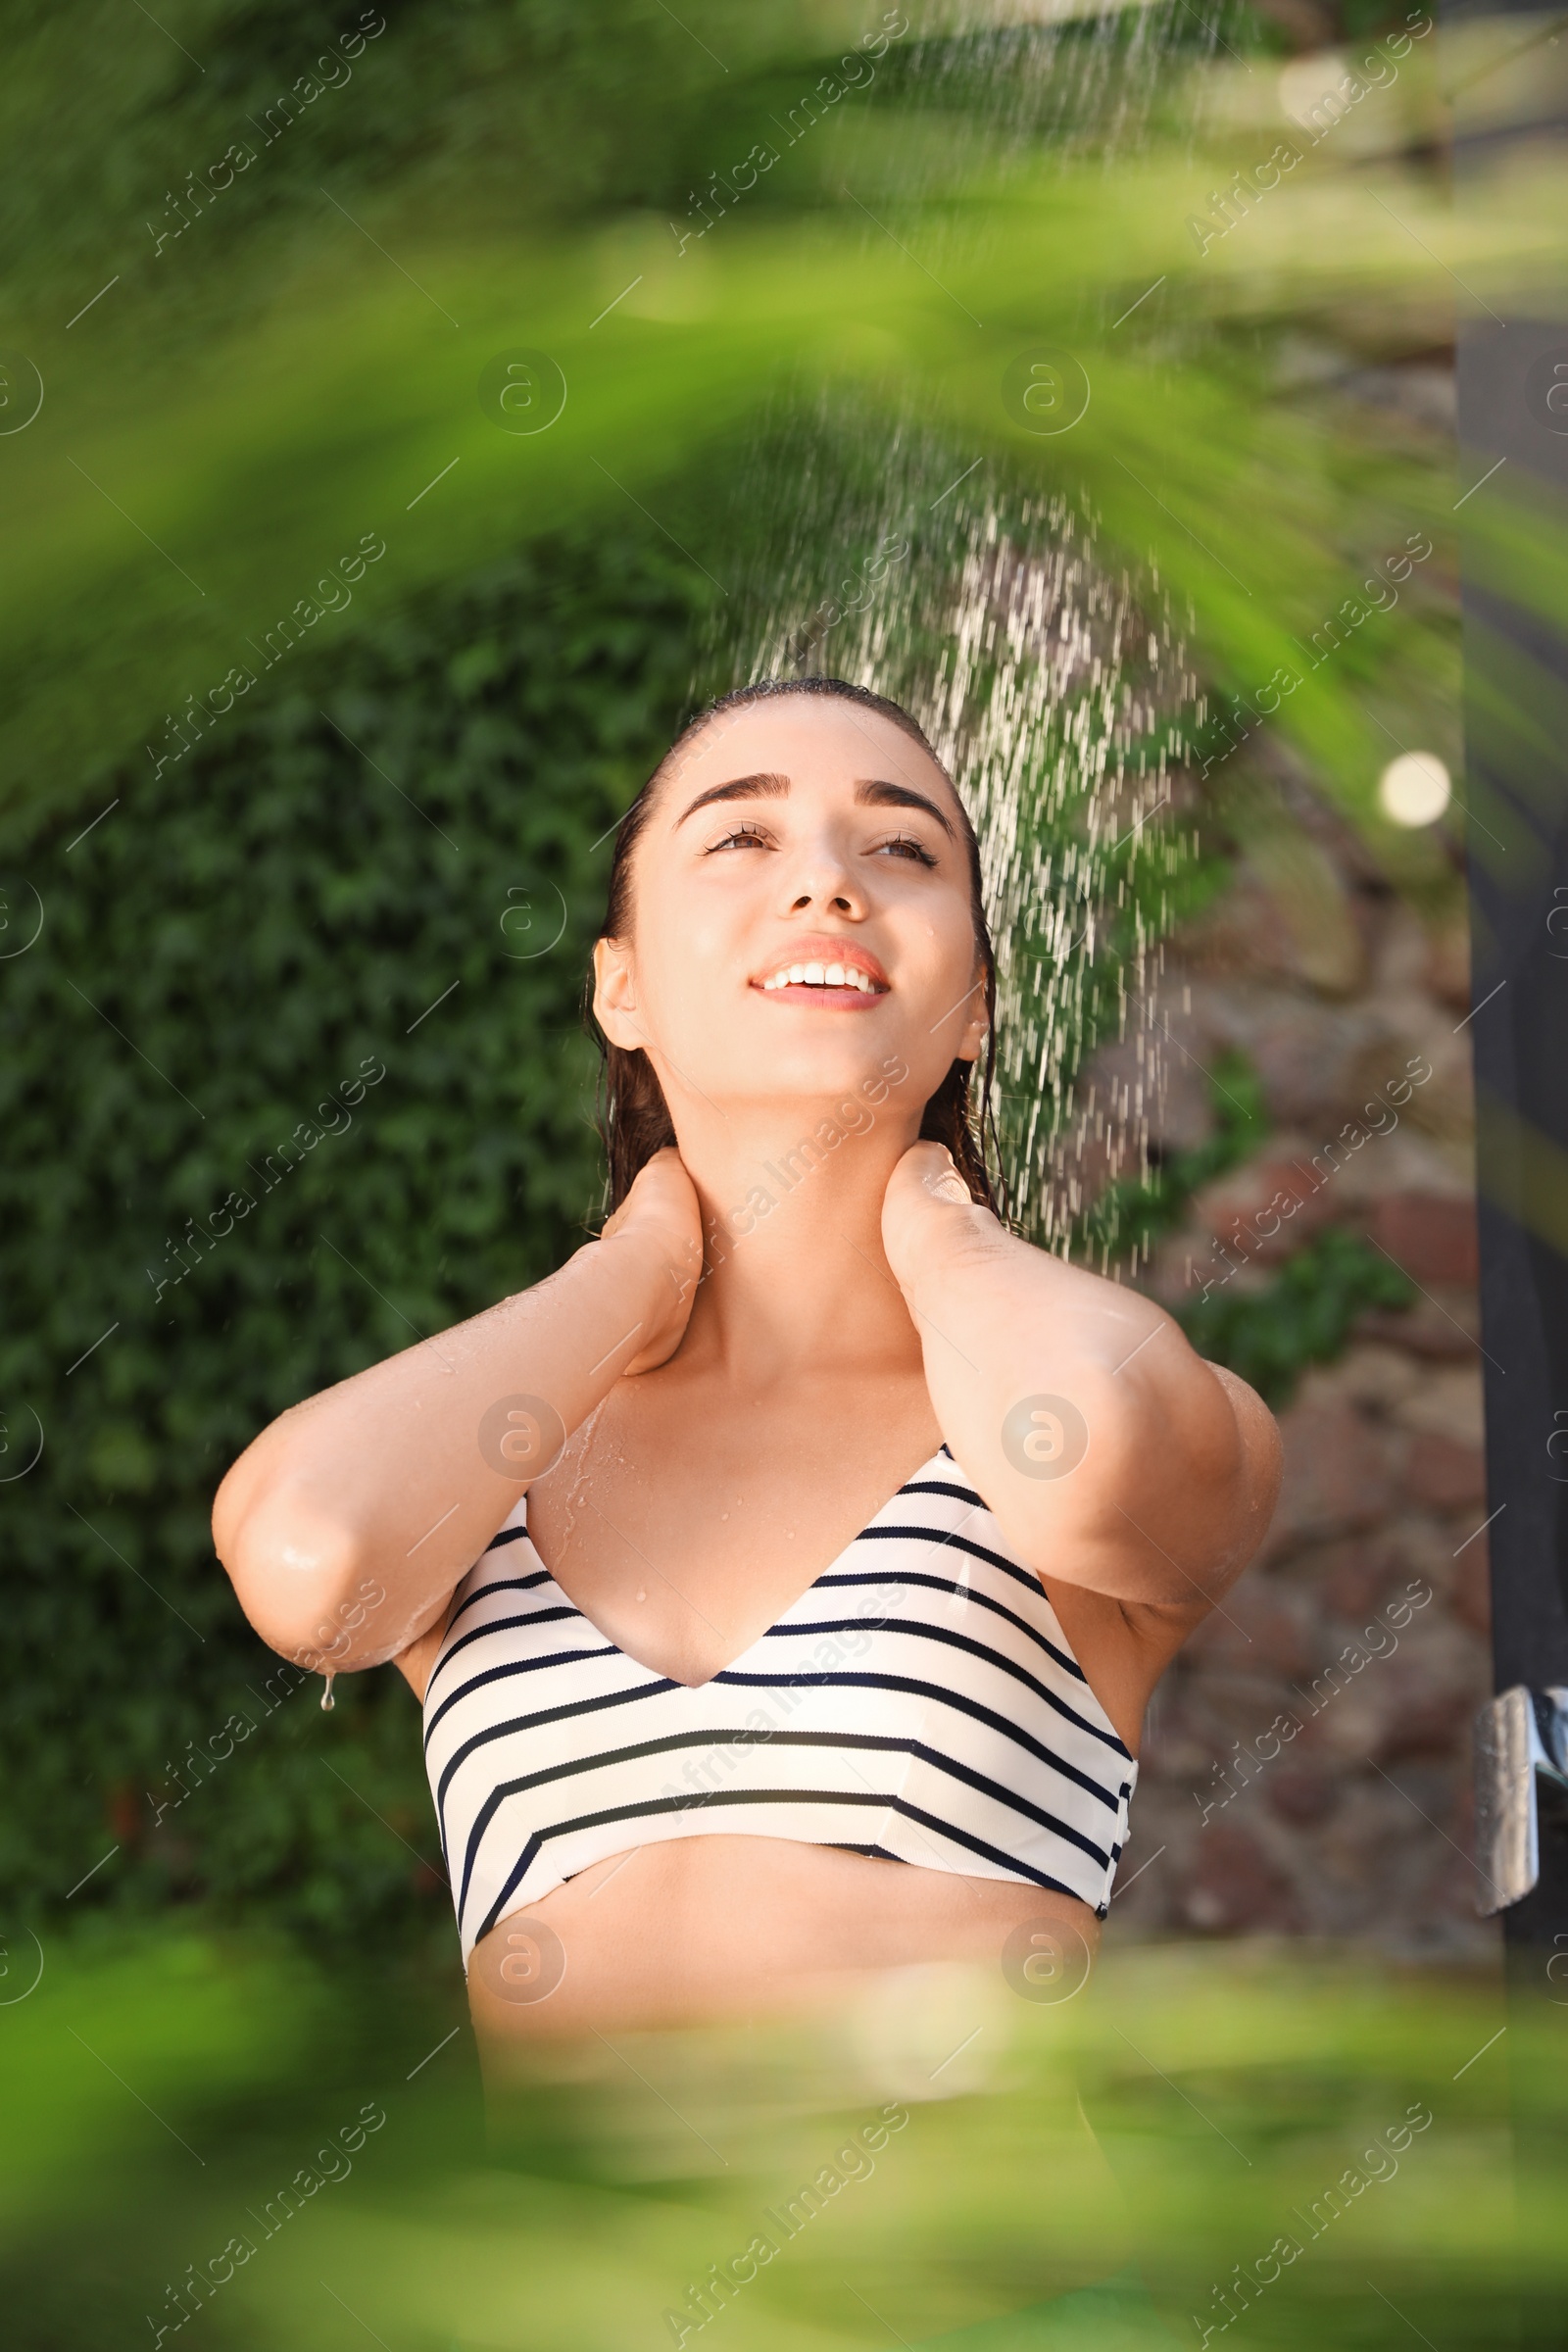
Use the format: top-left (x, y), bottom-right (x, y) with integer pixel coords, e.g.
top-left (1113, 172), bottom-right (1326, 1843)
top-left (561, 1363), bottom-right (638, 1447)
top-left (1105, 776), bottom-right (1494, 1955)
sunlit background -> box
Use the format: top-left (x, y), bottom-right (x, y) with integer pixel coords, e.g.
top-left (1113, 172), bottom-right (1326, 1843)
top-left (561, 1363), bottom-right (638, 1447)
top-left (3, 0), bottom-right (1567, 2343)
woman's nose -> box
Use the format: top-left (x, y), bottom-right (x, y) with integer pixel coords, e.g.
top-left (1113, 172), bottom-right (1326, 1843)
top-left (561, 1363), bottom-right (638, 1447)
top-left (780, 843), bottom-right (864, 917)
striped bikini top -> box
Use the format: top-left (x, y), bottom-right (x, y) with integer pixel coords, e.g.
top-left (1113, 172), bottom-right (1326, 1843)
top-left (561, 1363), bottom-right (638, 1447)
top-left (422, 1447), bottom-right (1137, 1968)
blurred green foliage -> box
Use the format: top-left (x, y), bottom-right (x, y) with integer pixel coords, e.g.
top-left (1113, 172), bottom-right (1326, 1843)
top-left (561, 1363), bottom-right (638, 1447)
top-left (0, 526), bottom-right (705, 1941)
top-left (1, 1922), bottom-right (1552, 2350)
top-left (1178, 1224), bottom-right (1418, 1407)
top-left (0, 0), bottom-right (1509, 891)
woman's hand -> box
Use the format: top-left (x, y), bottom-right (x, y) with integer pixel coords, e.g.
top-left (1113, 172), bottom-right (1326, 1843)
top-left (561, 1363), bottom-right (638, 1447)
top-left (599, 1148), bottom-right (704, 1373)
top-left (215, 1155), bottom-right (706, 1673)
top-left (880, 1139), bottom-right (1004, 1284)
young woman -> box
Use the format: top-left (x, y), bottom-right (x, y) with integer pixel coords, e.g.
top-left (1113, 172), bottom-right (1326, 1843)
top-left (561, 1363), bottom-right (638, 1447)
top-left (215, 674), bottom-right (1280, 2339)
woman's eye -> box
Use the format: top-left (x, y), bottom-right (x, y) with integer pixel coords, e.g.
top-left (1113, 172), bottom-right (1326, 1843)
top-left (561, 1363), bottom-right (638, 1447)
top-left (707, 825), bottom-right (770, 854)
top-left (874, 834), bottom-right (938, 866)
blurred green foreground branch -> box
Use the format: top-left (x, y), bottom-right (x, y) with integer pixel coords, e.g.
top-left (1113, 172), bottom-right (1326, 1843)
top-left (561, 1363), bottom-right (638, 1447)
top-left (0, 1924), bottom-right (1551, 2351)
top-left (0, 0), bottom-right (1556, 875)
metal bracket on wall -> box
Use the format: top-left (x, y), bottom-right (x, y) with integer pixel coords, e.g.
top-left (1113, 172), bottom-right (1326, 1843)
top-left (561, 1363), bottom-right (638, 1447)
top-left (1474, 1686), bottom-right (1568, 1916)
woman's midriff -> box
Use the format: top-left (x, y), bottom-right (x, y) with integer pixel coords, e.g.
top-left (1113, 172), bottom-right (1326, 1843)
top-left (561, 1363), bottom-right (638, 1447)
top-left (471, 1838), bottom-right (1135, 2327)
top-left (467, 1834), bottom-right (1102, 2050)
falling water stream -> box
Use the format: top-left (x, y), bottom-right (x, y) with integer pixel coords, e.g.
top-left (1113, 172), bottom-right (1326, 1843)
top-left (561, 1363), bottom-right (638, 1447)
top-left (684, 0), bottom-right (1245, 1272)
top-left (705, 399), bottom-right (1202, 1271)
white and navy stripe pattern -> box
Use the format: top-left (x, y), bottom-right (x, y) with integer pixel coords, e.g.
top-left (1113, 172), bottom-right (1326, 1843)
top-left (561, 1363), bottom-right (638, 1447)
top-left (422, 1448), bottom-right (1137, 1968)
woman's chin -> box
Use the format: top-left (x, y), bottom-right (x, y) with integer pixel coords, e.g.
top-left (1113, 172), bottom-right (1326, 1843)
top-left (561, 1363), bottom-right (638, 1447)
top-left (684, 1044), bottom-right (919, 1110)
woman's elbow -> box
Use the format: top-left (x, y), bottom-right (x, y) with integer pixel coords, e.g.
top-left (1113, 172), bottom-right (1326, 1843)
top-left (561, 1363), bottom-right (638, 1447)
top-left (1208, 1362), bottom-right (1285, 1565)
top-left (214, 1474), bottom-right (368, 1663)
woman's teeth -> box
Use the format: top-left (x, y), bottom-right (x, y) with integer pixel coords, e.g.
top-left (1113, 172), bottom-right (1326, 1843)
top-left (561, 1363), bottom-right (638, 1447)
top-left (760, 962), bottom-right (877, 992)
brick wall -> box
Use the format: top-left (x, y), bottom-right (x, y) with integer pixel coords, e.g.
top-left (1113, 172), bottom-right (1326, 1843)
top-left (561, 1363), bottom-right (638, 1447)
top-left (1106, 784), bottom-right (1494, 1953)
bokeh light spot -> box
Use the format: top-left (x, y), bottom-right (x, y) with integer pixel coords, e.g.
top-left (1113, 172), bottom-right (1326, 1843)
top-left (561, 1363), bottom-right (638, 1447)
top-left (1378, 752), bottom-right (1450, 826)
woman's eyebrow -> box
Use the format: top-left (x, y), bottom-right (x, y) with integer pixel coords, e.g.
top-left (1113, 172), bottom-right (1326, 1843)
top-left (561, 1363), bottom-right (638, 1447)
top-left (857, 778), bottom-right (956, 838)
top-left (672, 769), bottom-right (956, 839)
top-left (674, 772), bottom-right (791, 827)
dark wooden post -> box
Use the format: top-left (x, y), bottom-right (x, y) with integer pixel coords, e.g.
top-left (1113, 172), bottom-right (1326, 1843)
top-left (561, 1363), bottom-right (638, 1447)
top-left (1452, 26), bottom-right (1568, 2349)
top-left (1454, 7), bottom-right (1568, 1955)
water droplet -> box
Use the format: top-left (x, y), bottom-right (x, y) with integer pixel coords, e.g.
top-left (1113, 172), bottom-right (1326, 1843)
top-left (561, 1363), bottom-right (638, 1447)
top-left (320, 1673), bottom-right (335, 1712)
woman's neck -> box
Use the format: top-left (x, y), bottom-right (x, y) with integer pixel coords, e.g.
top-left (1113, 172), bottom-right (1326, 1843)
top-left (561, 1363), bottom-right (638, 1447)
top-left (674, 1102), bottom-right (926, 1388)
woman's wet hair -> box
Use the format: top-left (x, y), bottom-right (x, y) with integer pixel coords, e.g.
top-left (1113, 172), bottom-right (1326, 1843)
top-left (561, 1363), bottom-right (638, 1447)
top-left (588, 675), bottom-right (1002, 1218)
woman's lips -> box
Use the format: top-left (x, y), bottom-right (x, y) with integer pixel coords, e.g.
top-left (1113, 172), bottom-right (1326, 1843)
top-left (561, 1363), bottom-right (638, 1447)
top-left (750, 938), bottom-right (890, 1004)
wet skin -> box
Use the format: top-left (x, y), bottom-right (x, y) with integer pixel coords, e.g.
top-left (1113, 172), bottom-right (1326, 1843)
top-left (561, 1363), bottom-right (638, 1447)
top-left (215, 696), bottom-right (1282, 2055)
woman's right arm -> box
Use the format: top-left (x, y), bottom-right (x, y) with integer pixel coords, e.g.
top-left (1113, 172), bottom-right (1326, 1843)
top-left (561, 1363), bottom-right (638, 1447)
top-left (212, 1153), bottom-right (701, 1674)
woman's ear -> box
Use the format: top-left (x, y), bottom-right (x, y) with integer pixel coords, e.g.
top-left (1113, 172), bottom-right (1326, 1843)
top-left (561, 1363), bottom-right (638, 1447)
top-left (593, 936), bottom-right (644, 1051)
top-left (956, 972), bottom-right (989, 1064)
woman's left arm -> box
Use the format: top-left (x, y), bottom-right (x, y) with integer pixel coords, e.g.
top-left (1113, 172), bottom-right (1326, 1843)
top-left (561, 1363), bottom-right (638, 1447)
top-left (882, 1144), bottom-right (1283, 1618)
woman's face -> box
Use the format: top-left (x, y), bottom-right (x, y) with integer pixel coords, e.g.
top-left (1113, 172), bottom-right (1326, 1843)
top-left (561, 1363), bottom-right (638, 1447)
top-left (593, 697), bottom-right (988, 1134)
